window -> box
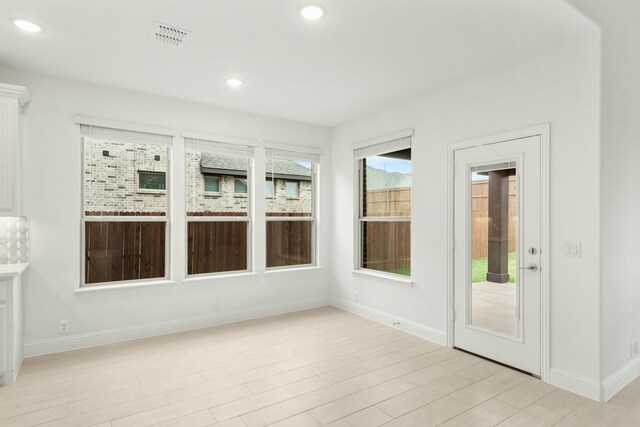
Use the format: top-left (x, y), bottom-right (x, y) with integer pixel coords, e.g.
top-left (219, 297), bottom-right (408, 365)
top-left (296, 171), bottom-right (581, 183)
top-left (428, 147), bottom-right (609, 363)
top-left (186, 137), bottom-right (254, 275)
top-left (355, 136), bottom-right (411, 277)
top-left (204, 175), bottom-right (220, 193)
top-left (81, 124), bottom-right (172, 287)
top-left (266, 148), bottom-right (319, 268)
top-left (285, 181), bottom-right (299, 197)
top-left (266, 179), bottom-right (274, 197)
top-left (138, 171), bottom-right (166, 190)
top-left (234, 178), bottom-right (248, 194)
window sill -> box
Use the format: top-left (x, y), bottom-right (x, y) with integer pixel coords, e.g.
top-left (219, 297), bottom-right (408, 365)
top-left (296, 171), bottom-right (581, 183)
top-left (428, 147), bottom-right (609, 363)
top-left (351, 269), bottom-right (414, 286)
top-left (75, 279), bottom-right (176, 293)
top-left (183, 271), bottom-right (258, 283)
top-left (204, 192), bottom-right (221, 198)
top-left (265, 265), bottom-right (322, 274)
top-left (136, 189), bottom-right (167, 195)
top-left (234, 194), bottom-right (248, 198)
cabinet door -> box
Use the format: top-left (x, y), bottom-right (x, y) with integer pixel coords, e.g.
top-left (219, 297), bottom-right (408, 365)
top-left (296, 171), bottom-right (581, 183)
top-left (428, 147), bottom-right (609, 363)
top-left (0, 303), bottom-right (7, 374)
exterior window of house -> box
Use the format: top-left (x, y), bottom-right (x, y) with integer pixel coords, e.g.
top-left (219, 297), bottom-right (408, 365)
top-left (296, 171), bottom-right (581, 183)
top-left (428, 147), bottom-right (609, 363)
top-left (355, 135), bottom-right (411, 277)
top-left (266, 148), bottom-right (319, 268)
top-left (204, 175), bottom-right (220, 193)
top-left (234, 178), bottom-right (248, 194)
top-left (266, 179), bottom-right (274, 197)
top-left (138, 171), bottom-right (166, 190)
top-left (81, 124), bottom-right (172, 287)
top-left (285, 181), bottom-right (299, 197)
top-left (186, 137), bottom-right (254, 275)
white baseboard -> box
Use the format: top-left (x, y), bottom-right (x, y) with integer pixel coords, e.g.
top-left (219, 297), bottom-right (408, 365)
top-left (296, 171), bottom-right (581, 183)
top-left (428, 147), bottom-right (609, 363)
top-left (602, 357), bottom-right (640, 401)
top-left (24, 297), bottom-right (330, 358)
top-left (549, 367), bottom-right (602, 401)
top-left (330, 297), bottom-right (447, 346)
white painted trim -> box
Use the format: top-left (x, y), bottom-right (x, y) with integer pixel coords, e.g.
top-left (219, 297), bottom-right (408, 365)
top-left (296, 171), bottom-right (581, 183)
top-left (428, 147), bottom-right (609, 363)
top-left (351, 269), bottom-right (414, 286)
top-left (331, 297), bottom-right (446, 346)
top-left (0, 83), bottom-right (30, 107)
top-left (74, 115), bottom-right (178, 137)
top-left (263, 140), bottom-right (324, 155)
top-left (446, 124), bottom-right (551, 380)
top-left (75, 279), bottom-right (177, 293)
top-left (351, 128), bottom-right (414, 150)
top-left (602, 358), bottom-right (640, 401)
top-left (549, 368), bottom-right (601, 401)
top-left (0, 263), bottom-right (28, 278)
top-left (24, 297), bottom-right (330, 357)
top-left (181, 130), bottom-right (258, 147)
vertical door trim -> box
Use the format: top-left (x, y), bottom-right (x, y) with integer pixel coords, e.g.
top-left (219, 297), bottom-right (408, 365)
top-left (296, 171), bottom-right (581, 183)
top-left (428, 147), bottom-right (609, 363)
top-left (446, 124), bottom-right (550, 382)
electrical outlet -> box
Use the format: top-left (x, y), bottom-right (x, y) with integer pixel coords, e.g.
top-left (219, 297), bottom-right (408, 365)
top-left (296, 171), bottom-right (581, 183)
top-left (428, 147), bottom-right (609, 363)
top-left (59, 320), bottom-right (69, 334)
top-left (214, 303), bottom-right (221, 312)
top-left (354, 291), bottom-right (359, 302)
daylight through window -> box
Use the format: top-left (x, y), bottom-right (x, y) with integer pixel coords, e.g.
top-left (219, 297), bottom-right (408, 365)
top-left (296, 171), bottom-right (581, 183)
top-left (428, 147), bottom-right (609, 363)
top-left (356, 136), bottom-right (411, 276)
top-left (81, 124), bottom-right (172, 286)
top-left (266, 148), bottom-right (319, 268)
top-left (186, 138), bottom-right (254, 275)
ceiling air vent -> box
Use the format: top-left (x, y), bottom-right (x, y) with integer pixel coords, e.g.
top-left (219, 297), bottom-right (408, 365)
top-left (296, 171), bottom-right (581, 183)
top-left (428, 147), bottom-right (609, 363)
top-left (149, 22), bottom-right (191, 48)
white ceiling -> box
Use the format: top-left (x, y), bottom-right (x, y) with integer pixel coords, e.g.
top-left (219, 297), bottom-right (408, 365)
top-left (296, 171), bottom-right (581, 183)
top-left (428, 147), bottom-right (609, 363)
top-left (0, 0), bottom-right (594, 126)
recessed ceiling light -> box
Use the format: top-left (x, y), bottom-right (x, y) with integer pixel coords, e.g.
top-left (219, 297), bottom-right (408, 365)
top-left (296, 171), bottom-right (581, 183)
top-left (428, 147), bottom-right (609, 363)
top-left (11, 18), bottom-right (42, 33)
top-left (226, 78), bottom-right (243, 88)
top-left (300, 5), bottom-right (325, 20)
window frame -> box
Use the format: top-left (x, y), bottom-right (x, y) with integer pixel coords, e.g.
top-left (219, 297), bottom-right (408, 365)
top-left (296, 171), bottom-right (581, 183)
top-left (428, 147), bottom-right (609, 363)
top-left (185, 138), bottom-right (254, 278)
top-left (265, 178), bottom-right (275, 198)
top-left (234, 177), bottom-right (248, 195)
top-left (354, 135), bottom-right (412, 279)
top-left (203, 175), bottom-right (221, 195)
top-left (285, 180), bottom-right (300, 198)
top-left (265, 150), bottom-right (319, 271)
top-left (80, 125), bottom-right (172, 288)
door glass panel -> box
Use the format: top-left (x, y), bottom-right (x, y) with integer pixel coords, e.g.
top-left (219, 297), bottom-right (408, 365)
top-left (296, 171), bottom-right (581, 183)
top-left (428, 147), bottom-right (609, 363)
top-left (469, 163), bottom-right (518, 336)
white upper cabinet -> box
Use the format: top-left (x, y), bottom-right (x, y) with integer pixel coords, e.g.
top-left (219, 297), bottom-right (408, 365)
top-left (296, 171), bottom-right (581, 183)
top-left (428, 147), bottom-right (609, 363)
top-left (0, 83), bottom-right (30, 216)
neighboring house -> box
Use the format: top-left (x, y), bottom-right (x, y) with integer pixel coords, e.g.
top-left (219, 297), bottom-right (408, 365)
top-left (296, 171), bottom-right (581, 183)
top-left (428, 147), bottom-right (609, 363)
top-left (83, 138), bottom-right (312, 215)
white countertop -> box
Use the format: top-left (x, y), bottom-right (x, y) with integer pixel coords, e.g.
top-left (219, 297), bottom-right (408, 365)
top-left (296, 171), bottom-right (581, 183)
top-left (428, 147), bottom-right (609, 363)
top-left (0, 263), bottom-right (29, 277)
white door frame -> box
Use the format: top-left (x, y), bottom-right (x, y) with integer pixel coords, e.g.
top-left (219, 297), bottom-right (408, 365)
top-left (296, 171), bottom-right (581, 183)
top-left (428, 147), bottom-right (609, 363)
top-left (446, 124), bottom-right (550, 382)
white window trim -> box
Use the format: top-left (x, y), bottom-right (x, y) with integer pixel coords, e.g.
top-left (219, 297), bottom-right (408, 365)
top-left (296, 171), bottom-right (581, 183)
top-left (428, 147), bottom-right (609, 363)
top-left (79, 124), bottom-right (173, 288)
top-left (185, 138), bottom-right (254, 278)
top-left (353, 132), bottom-right (412, 279)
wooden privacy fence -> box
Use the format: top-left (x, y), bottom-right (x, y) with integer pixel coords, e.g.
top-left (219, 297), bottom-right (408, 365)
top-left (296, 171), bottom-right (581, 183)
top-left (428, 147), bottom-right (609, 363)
top-left (362, 221), bottom-right (410, 271)
top-left (365, 188), bottom-right (411, 216)
top-left (85, 212), bottom-right (313, 282)
top-left (85, 221), bottom-right (166, 284)
top-left (187, 221), bottom-right (248, 274)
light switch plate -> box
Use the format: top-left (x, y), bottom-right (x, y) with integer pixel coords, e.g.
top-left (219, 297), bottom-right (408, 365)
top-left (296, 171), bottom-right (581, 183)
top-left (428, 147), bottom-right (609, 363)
top-left (563, 242), bottom-right (581, 258)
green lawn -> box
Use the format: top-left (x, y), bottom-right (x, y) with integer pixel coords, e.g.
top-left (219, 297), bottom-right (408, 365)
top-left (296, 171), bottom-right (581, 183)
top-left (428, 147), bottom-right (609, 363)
top-left (387, 267), bottom-right (411, 276)
top-left (472, 251), bottom-right (517, 283)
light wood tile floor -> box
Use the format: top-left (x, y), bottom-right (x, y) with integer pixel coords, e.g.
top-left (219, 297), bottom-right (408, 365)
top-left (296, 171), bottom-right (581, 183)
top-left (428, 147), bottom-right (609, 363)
top-left (1, 307), bottom-right (638, 426)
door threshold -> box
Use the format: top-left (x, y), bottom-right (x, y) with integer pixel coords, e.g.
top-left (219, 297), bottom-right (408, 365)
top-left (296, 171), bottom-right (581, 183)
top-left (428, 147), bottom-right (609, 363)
top-left (453, 347), bottom-right (540, 379)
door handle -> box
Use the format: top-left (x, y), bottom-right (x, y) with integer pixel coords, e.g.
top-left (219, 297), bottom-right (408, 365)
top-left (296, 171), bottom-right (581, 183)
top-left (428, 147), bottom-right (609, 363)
top-left (518, 264), bottom-right (538, 272)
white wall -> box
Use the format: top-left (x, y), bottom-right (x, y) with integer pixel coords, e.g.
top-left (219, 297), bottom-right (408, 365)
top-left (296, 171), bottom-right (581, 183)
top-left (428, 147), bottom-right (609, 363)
top-left (0, 66), bottom-right (332, 356)
top-left (331, 35), bottom-right (602, 395)
top-left (567, 0), bottom-right (640, 398)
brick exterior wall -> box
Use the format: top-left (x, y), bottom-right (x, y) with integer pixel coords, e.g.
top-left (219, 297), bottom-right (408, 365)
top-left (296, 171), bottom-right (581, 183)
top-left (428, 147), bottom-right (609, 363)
top-left (84, 139), bottom-right (312, 215)
top-left (84, 139), bottom-right (168, 214)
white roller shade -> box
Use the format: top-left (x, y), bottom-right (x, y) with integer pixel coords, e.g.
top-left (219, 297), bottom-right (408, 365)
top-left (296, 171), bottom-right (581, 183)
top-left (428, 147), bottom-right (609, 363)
top-left (79, 124), bottom-right (173, 146)
top-left (185, 137), bottom-right (255, 157)
top-left (265, 147), bottom-right (321, 163)
top-left (353, 136), bottom-right (411, 159)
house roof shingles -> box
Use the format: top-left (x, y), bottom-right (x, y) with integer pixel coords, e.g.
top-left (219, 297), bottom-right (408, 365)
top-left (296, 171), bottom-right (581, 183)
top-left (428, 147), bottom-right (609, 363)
top-left (200, 153), bottom-right (312, 180)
